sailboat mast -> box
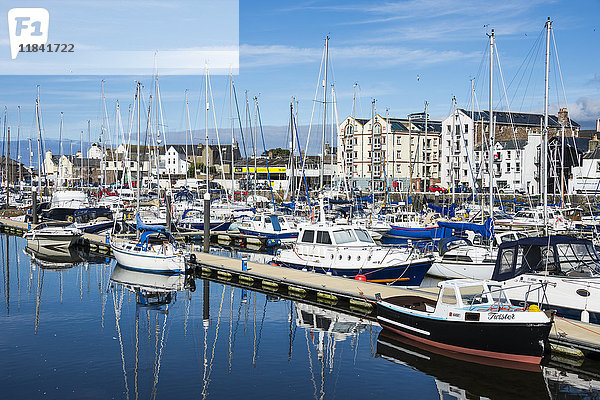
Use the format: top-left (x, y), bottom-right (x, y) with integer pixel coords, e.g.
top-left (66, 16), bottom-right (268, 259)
top-left (254, 96), bottom-right (257, 201)
top-left (424, 101), bottom-right (429, 192)
top-left (488, 29), bottom-right (495, 233)
top-left (101, 80), bottom-right (107, 188)
top-left (290, 101), bottom-right (295, 199)
top-left (451, 97), bottom-right (456, 205)
top-left (205, 66), bottom-right (209, 195)
top-left (320, 36), bottom-right (329, 191)
top-left (35, 86), bottom-right (42, 198)
top-left (136, 82), bottom-right (141, 212)
top-left (230, 71), bottom-right (235, 202)
top-left (543, 17), bottom-right (551, 233)
top-left (371, 99), bottom-right (375, 207)
top-left (17, 106), bottom-right (21, 190)
top-left (58, 112), bottom-right (63, 188)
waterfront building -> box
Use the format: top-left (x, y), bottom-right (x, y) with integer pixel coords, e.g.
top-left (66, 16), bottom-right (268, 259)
top-left (441, 108), bottom-right (580, 193)
top-left (337, 114), bottom-right (442, 192)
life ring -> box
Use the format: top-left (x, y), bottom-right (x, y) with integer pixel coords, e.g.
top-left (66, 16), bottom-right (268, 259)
top-left (67, 216), bottom-right (73, 223)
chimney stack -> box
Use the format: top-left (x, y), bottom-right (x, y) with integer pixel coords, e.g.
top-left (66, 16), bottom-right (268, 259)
top-left (558, 108), bottom-right (569, 126)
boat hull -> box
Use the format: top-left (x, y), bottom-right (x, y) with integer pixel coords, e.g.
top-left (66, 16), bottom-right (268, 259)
top-left (111, 242), bottom-right (185, 274)
top-left (238, 227), bottom-right (298, 240)
top-left (275, 259), bottom-right (432, 286)
top-left (377, 303), bottom-right (551, 364)
top-left (428, 260), bottom-right (496, 280)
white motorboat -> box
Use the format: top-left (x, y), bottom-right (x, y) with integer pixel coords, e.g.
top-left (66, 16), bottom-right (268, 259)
top-left (238, 213), bottom-right (299, 242)
top-left (273, 222), bottom-right (433, 285)
top-left (23, 222), bottom-right (83, 252)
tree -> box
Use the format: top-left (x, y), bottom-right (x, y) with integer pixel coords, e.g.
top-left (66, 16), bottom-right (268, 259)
top-left (262, 147), bottom-right (290, 158)
top-left (187, 162), bottom-right (217, 177)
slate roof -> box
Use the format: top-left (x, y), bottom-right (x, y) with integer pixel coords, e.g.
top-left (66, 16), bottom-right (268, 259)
top-left (458, 109), bottom-right (580, 128)
top-left (548, 136), bottom-right (589, 153)
top-left (474, 139), bottom-right (528, 152)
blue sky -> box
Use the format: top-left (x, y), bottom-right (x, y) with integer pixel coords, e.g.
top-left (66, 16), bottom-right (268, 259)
top-left (1, 0), bottom-right (599, 155)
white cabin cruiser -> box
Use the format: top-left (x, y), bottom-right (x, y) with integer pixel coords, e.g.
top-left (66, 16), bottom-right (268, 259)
top-left (238, 213), bottom-right (299, 242)
top-left (274, 222), bottom-right (433, 285)
top-left (23, 222), bottom-right (83, 252)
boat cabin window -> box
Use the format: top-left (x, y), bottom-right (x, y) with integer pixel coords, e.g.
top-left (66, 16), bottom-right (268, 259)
top-left (354, 229), bottom-right (373, 243)
top-left (440, 287), bottom-right (457, 305)
top-left (556, 243), bottom-right (600, 276)
top-left (519, 245), bottom-right (558, 273)
top-left (499, 249), bottom-right (515, 274)
top-left (333, 229), bottom-right (356, 244)
top-left (301, 230), bottom-right (315, 243)
top-left (264, 217), bottom-right (271, 224)
top-left (459, 285), bottom-right (490, 305)
top-left (316, 231), bottom-right (332, 245)
top-left (253, 216), bottom-right (261, 221)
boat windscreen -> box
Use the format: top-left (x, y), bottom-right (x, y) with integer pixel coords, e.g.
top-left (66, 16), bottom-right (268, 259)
top-left (333, 229), bottom-right (356, 244)
top-left (354, 229), bottom-right (373, 243)
top-left (459, 285), bottom-right (490, 306)
top-left (556, 243), bottom-right (600, 276)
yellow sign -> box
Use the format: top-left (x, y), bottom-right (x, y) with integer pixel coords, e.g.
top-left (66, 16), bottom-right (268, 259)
top-left (235, 167), bottom-right (286, 173)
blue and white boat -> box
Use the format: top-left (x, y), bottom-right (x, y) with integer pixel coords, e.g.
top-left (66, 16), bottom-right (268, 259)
top-left (238, 213), bottom-right (299, 242)
top-left (110, 214), bottom-right (186, 274)
top-left (176, 209), bottom-right (231, 232)
top-left (274, 222), bottom-right (433, 285)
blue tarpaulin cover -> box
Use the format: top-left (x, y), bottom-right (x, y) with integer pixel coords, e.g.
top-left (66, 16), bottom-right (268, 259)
top-left (437, 217), bottom-right (494, 239)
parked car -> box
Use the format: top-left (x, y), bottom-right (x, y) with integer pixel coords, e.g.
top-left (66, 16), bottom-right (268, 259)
top-left (428, 185), bottom-right (448, 193)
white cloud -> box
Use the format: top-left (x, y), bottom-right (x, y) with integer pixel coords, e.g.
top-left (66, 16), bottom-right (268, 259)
top-left (240, 44), bottom-right (478, 68)
top-left (566, 97), bottom-right (600, 127)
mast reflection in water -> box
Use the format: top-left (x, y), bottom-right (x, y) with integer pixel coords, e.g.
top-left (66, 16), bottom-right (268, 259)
top-left (1, 234), bottom-right (600, 399)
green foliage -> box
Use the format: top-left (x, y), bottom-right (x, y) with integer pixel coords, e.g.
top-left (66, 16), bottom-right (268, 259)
top-left (263, 147), bottom-right (290, 158)
top-left (187, 162), bottom-right (217, 177)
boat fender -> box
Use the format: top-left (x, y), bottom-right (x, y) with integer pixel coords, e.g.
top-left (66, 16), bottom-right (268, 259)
top-left (189, 253), bottom-right (196, 263)
top-left (355, 274), bottom-right (367, 281)
top-left (528, 304), bottom-right (541, 312)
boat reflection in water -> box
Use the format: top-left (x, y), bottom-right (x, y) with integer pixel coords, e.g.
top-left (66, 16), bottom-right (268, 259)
top-left (376, 330), bottom-right (549, 400)
top-left (109, 265), bottom-right (195, 399)
top-left (110, 264), bottom-right (195, 307)
top-left (377, 330), bottom-right (600, 399)
top-left (295, 303), bottom-right (371, 342)
top-left (294, 302), bottom-right (375, 398)
top-left (24, 242), bottom-right (85, 269)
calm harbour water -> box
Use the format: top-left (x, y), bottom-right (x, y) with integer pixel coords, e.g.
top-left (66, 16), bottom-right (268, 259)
top-left (1, 234), bottom-right (599, 399)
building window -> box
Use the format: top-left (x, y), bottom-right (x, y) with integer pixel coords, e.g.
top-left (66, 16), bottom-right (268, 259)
top-left (396, 165), bottom-right (401, 173)
top-left (368, 137), bottom-right (372, 144)
top-left (373, 123), bottom-right (382, 135)
top-left (506, 164), bottom-right (511, 173)
top-left (507, 151), bottom-right (511, 160)
top-left (354, 138), bottom-right (357, 145)
top-left (515, 162), bottom-right (520, 173)
top-left (464, 124), bottom-right (469, 133)
top-left (368, 151), bottom-right (371, 159)
top-left (396, 137), bottom-right (402, 145)
top-left (396, 150), bottom-right (401, 159)
top-left (345, 125), bottom-right (353, 136)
